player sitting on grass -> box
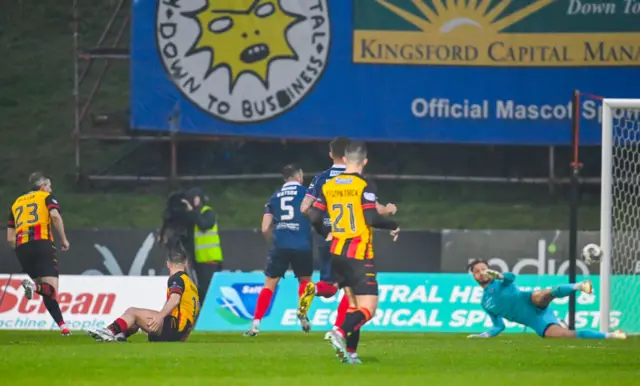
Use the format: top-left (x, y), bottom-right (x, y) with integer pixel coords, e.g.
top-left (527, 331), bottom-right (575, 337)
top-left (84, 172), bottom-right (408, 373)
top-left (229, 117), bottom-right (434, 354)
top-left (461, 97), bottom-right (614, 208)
top-left (467, 259), bottom-right (626, 340)
top-left (87, 251), bottom-right (199, 342)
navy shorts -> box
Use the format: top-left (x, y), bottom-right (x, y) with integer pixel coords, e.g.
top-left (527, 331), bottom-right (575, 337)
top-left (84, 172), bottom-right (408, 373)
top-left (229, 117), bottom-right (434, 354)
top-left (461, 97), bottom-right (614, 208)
top-left (265, 248), bottom-right (313, 279)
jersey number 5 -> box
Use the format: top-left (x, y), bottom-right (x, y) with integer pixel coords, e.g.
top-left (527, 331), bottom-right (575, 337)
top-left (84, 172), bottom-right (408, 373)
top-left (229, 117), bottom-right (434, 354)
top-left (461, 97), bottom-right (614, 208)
top-left (15, 203), bottom-right (39, 228)
top-left (332, 203), bottom-right (356, 233)
top-left (280, 196), bottom-right (295, 221)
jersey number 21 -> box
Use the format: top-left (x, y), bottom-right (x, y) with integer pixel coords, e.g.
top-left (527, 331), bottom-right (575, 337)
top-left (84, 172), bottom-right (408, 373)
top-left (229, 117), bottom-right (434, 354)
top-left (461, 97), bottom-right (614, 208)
top-left (332, 203), bottom-right (356, 233)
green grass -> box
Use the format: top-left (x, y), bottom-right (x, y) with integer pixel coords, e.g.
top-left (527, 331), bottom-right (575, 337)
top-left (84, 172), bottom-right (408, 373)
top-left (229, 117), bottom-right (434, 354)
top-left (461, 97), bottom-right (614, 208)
top-left (0, 332), bottom-right (638, 385)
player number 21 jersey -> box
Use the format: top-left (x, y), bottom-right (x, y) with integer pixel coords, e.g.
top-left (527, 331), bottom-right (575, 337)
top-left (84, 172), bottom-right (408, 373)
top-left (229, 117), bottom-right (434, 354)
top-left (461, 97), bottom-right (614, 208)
top-left (313, 173), bottom-right (376, 260)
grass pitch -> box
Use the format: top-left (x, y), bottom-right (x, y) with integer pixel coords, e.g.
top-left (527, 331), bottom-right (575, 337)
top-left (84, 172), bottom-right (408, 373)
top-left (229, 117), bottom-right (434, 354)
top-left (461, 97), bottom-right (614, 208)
top-left (0, 331), bottom-right (638, 385)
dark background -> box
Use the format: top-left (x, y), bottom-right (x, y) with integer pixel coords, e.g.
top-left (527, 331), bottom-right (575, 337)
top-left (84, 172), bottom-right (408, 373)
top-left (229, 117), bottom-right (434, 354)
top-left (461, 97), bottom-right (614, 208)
top-left (0, 228), bottom-right (614, 276)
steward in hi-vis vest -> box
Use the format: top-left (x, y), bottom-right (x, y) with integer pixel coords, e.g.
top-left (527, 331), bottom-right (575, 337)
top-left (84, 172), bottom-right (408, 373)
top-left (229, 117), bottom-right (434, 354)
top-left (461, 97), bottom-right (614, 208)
top-left (185, 188), bottom-right (223, 308)
top-left (194, 205), bottom-right (223, 264)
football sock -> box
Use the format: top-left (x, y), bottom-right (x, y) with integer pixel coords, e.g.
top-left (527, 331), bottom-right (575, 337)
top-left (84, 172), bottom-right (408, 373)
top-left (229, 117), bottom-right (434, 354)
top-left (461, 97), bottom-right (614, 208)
top-left (107, 318), bottom-right (128, 335)
top-left (334, 296), bottom-right (350, 327)
top-left (315, 281), bottom-right (338, 298)
top-left (346, 330), bottom-right (360, 353)
top-left (35, 283), bottom-right (55, 297)
top-left (43, 297), bottom-right (65, 326)
top-left (35, 284), bottom-right (65, 326)
top-left (551, 284), bottom-right (577, 298)
top-left (338, 308), bottom-right (372, 337)
top-left (298, 281), bottom-right (309, 298)
top-left (577, 330), bottom-right (607, 339)
top-left (253, 288), bottom-right (274, 321)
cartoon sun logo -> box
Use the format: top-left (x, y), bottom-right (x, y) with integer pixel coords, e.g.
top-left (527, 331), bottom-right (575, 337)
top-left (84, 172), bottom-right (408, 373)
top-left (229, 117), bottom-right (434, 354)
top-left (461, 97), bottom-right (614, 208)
top-left (185, 0), bottom-right (305, 93)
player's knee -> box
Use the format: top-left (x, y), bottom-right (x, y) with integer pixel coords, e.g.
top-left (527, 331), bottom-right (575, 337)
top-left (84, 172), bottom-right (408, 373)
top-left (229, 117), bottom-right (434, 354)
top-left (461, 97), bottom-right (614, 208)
top-left (264, 277), bottom-right (279, 290)
top-left (123, 307), bottom-right (138, 315)
top-left (39, 277), bottom-right (58, 292)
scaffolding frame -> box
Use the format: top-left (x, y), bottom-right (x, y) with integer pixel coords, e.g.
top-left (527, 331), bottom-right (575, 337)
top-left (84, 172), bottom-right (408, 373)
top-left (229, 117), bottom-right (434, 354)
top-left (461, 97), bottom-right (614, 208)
top-left (71, 0), bottom-right (593, 187)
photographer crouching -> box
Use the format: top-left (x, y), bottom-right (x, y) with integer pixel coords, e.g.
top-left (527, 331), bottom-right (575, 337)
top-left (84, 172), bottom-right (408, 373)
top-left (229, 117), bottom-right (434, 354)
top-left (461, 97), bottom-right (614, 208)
top-left (158, 187), bottom-right (223, 307)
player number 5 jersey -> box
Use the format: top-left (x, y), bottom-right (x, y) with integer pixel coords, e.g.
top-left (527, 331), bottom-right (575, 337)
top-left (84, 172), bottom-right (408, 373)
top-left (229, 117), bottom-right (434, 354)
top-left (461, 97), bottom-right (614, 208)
top-left (313, 173), bottom-right (376, 260)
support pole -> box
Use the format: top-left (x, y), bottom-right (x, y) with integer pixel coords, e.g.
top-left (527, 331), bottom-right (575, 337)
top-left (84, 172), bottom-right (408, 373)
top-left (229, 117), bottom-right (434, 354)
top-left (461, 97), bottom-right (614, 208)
top-left (169, 102), bottom-right (181, 185)
top-left (548, 146), bottom-right (555, 195)
top-left (72, 0), bottom-right (81, 182)
top-left (568, 89), bottom-right (582, 330)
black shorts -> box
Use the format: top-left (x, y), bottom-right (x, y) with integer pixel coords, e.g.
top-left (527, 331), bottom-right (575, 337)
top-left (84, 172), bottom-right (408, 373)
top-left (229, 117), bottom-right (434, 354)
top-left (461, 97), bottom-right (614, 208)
top-left (148, 316), bottom-right (191, 342)
top-left (265, 248), bottom-right (313, 278)
top-left (15, 240), bottom-right (58, 279)
top-left (316, 242), bottom-right (334, 283)
top-left (330, 254), bottom-right (378, 296)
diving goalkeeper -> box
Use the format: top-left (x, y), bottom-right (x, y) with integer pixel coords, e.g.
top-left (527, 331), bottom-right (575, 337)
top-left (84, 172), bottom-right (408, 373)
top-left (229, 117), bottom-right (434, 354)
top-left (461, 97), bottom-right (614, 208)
top-left (467, 259), bottom-right (626, 340)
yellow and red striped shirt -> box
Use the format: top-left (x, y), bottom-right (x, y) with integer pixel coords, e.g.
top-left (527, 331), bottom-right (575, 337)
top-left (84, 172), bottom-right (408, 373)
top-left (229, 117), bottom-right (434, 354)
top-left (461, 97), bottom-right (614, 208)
top-left (313, 173), bottom-right (376, 260)
top-left (8, 191), bottom-right (60, 247)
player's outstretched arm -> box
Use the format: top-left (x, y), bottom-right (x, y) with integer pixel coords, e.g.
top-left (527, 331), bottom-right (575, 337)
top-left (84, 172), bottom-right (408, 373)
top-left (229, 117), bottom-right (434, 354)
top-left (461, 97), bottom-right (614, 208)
top-left (501, 272), bottom-right (516, 284)
top-left (468, 312), bottom-right (505, 338)
top-left (362, 185), bottom-right (398, 231)
top-left (484, 269), bottom-right (516, 285)
top-left (375, 202), bottom-right (397, 216)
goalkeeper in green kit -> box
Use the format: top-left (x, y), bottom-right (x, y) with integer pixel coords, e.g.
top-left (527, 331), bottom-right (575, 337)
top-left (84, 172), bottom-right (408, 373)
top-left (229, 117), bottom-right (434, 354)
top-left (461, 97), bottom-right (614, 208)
top-left (467, 259), bottom-right (627, 340)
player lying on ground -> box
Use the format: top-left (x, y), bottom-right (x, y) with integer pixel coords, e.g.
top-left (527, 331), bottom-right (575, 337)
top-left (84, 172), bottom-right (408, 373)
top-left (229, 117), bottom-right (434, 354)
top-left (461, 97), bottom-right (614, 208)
top-left (87, 252), bottom-right (199, 342)
top-left (467, 259), bottom-right (626, 339)
top-left (7, 172), bottom-right (72, 336)
top-left (245, 165), bottom-right (316, 336)
top-left (308, 141), bottom-right (400, 364)
top-left (298, 136), bottom-right (397, 336)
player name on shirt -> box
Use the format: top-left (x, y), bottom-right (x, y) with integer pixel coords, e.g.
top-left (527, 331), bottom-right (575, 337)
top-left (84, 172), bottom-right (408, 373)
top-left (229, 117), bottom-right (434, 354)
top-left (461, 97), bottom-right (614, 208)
top-left (326, 189), bottom-right (359, 198)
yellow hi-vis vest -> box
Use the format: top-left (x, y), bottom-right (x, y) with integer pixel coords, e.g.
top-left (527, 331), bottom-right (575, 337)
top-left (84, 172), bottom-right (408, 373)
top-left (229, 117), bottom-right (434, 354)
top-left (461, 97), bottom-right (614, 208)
top-left (194, 205), bottom-right (223, 263)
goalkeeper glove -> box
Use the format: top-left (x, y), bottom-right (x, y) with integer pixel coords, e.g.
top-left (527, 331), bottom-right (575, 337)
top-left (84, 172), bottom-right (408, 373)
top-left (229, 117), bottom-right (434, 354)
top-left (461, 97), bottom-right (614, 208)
top-left (467, 332), bottom-right (490, 339)
top-left (483, 269), bottom-right (502, 280)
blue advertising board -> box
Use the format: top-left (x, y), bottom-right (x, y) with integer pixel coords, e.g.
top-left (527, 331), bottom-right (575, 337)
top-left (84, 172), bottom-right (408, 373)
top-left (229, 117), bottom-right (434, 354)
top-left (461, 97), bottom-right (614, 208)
top-left (195, 272), bottom-right (640, 333)
top-left (132, 0), bottom-right (640, 145)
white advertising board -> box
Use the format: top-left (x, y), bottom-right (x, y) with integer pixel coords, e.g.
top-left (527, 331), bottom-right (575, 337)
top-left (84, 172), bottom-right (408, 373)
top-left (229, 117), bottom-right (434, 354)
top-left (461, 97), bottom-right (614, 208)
top-left (0, 274), bottom-right (168, 330)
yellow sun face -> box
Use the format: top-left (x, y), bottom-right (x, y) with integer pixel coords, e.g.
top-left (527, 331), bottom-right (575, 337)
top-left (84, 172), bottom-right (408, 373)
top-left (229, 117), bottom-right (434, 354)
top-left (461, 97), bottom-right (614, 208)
top-left (376, 0), bottom-right (554, 36)
top-left (188, 0), bottom-right (303, 91)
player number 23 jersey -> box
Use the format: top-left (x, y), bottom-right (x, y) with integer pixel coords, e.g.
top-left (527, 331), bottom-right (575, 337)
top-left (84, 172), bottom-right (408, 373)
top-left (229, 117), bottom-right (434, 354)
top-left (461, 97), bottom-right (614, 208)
top-left (8, 191), bottom-right (60, 246)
